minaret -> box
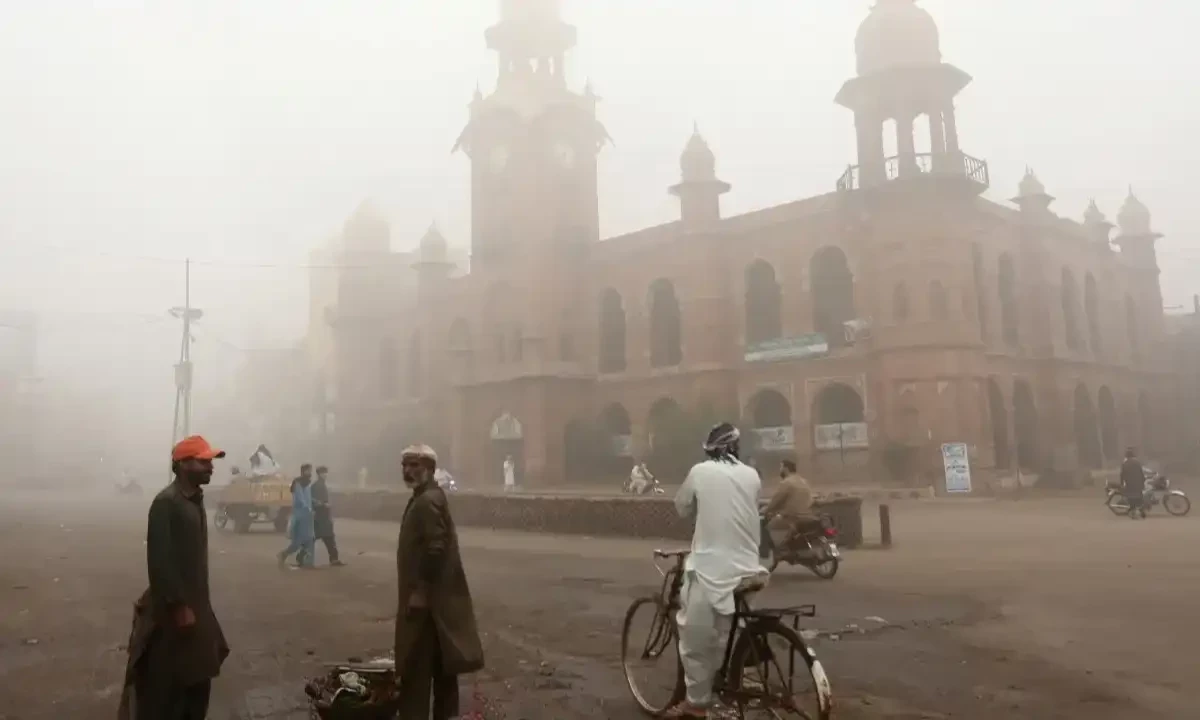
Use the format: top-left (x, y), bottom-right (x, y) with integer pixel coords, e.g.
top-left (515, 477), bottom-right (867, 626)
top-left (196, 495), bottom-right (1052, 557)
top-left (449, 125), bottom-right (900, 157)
top-left (1115, 188), bottom-right (1162, 269)
top-left (668, 124), bottom-right (730, 232)
top-left (835, 0), bottom-right (986, 193)
top-left (1082, 199), bottom-right (1114, 249)
top-left (413, 223), bottom-right (453, 294)
top-left (1011, 167), bottom-right (1053, 215)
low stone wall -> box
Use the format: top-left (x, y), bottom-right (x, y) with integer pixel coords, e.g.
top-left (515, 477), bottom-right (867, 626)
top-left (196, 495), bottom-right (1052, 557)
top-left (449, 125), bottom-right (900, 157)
top-left (330, 491), bottom-right (865, 547)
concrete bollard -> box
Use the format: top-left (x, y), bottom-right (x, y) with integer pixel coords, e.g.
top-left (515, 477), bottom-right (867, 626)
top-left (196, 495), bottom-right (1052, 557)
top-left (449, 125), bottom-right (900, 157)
top-left (879, 503), bottom-right (892, 548)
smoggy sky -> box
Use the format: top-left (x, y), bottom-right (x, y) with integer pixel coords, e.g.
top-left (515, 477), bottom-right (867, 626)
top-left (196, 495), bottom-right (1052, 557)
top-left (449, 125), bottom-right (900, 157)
top-left (0, 1), bottom-right (1194, 459)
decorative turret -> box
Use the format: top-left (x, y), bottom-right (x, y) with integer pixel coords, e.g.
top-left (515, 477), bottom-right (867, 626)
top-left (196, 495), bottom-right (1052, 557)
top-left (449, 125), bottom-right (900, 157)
top-left (486, 0), bottom-right (577, 89)
top-left (342, 200), bottom-right (390, 253)
top-left (1011, 167), bottom-right (1053, 214)
top-left (668, 124), bottom-right (730, 231)
top-left (1114, 188), bottom-right (1162, 270)
top-left (413, 222), bottom-right (454, 303)
top-left (1082, 199), bottom-right (1114, 248)
top-left (835, 1), bottom-right (986, 193)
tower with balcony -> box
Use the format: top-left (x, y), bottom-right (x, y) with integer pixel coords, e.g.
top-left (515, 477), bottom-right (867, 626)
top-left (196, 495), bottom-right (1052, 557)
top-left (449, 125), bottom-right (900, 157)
top-left (835, 0), bottom-right (988, 193)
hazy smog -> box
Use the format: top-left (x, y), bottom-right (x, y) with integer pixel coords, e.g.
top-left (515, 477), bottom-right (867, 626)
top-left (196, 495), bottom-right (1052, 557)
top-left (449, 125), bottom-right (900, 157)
top-left (1, 1), bottom-right (1198, 719)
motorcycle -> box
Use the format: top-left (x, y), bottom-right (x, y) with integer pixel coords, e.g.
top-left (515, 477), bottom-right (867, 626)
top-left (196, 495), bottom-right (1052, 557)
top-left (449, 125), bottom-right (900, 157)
top-left (623, 474), bottom-right (665, 496)
top-left (435, 470), bottom-right (458, 492)
top-left (1106, 468), bottom-right (1190, 517)
top-left (761, 513), bottom-right (841, 579)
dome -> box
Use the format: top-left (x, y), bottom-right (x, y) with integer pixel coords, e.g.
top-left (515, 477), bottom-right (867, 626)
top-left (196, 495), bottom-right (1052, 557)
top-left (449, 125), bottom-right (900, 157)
top-left (342, 200), bottom-right (390, 253)
top-left (1017, 167), bottom-right (1046, 198)
top-left (680, 124), bottom-right (716, 182)
top-left (1117, 188), bottom-right (1152, 235)
top-left (855, 0), bottom-right (942, 76)
top-left (418, 223), bottom-right (448, 263)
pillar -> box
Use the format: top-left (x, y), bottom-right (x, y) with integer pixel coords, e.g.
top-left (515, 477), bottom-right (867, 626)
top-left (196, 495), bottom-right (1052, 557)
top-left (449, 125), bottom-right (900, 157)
top-left (943, 103), bottom-right (960, 154)
top-left (896, 114), bottom-right (917, 177)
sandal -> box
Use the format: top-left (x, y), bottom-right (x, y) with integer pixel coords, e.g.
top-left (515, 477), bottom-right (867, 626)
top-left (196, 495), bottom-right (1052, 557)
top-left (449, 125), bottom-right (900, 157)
top-left (661, 702), bottom-right (708, 718)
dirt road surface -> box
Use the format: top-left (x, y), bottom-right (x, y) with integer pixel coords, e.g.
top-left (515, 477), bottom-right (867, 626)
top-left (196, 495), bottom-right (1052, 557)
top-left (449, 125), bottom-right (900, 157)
top-left (1, 490), bottom-right (1197, 719)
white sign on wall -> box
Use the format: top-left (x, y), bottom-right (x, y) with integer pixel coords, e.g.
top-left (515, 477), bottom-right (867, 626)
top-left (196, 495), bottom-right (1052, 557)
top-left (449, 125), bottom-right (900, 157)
top-left (752, 426), bottom-right (795, 451)
top-left (942, 442), bottom-right (972, 493)
top-left (611, 434), bottom-right (633, 457)
top-left (814, 422), bottom-right (869, 451)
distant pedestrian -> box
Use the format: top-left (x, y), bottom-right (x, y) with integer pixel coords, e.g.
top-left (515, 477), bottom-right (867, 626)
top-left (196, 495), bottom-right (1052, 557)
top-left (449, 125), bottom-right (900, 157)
top-left (278, 464), bottom-right (315, 569)
top-left (394, 444), bottom-right (484, 719)
top-left (311, 466), bottom-right (344, 566)
top-left (502, 454), bottom-right (515, 492)
top-left (118, 435), bottom-right (230, 720)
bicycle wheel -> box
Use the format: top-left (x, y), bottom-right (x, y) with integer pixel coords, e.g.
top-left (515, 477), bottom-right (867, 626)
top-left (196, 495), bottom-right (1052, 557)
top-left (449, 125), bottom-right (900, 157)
top-left (621, 596), bottom-right (683, 715)
top-left (725, 620), bottom-right (832, 720)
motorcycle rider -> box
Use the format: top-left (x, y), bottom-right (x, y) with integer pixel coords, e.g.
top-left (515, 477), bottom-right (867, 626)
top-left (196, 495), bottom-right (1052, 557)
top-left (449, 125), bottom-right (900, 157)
top-left (761, 459), bottom-right (817, 554)
top-left (1120, 446), bottom-right (1147, 519)
top-left (628, 460), bottom-right (653, 495)
top-left (665, 422), bottom-right (766, 719)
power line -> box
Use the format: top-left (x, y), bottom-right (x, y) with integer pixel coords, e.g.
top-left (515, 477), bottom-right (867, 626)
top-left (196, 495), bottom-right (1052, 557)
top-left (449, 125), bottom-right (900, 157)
top-left (0, 242), bottom-right (403, 270)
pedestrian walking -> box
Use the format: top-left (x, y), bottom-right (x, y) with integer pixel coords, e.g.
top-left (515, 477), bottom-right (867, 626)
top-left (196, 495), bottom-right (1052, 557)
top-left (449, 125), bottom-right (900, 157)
top-left (118, 435), bottom-right (230, 720)
top-left (502, 454), bottom-right (515, 492)
top-left (278, 464), bottom-right (316, 569)
top-left (311, 465), bottom-right (344, 566)
top-left (394, 444), bottom-right (484, 719)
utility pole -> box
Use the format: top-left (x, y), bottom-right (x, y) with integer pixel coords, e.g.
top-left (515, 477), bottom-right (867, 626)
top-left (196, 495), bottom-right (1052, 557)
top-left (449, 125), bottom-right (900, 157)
top-left (170, 259), bottom-right (203, 449)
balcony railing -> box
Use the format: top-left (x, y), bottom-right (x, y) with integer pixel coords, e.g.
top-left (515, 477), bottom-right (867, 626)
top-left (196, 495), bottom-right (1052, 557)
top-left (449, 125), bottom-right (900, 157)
top-left (836, 151), bottom-right (990, 193)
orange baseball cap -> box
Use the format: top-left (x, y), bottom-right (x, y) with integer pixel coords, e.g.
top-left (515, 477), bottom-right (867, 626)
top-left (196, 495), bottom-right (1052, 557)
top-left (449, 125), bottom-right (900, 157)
top-left (171, 435), bottom-right (226, 462)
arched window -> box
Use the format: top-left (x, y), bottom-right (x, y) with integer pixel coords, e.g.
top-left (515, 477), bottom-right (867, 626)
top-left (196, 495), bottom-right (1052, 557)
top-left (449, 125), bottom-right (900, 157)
top-left (972, 244), bottom-right (989, 342)
top-left (1085, 272), bottom-right (1102, 356)
top-left (810, 247), bottom-right (856, 346)
top-left (598, 289), bottom-right (627, 373)
top-left (1061, 269), bottom-right (1083, 351)
top-left (814, 383), bottom-right (865, 425)
top-left (407, 331), bottom-right (422, 397)
top-left (648, 279), bottom-right (682, 368)
top-left (1125, 294), bottom-right (1139, 355)
top-left (892, 282), bottom-right (910, 322)
top-left (379, 338), bottom-right (398, 400)
top-left (998, 253), bottom-right (1018, 347)
top-left (1013, 379), bottom-right (1038, 470)
top-left (929, 280), bottom-right (949, 321)
top-left (744, 260), bottom-right (782, 345)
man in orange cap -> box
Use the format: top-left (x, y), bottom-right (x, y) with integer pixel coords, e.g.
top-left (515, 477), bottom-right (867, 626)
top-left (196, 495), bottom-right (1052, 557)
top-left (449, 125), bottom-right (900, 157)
top-left (118, 435), bottom-right (230, 720)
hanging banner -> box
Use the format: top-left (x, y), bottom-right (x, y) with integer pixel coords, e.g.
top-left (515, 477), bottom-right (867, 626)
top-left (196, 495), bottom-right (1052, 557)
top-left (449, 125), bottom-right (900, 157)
top-left (752, 426), bottom-right (795, 451)
top-left (814, 422), bottom-right (869, 451)
top-left (942, 442), bottom-right (973, 493)
top-left (745, 333), bottom-right (829, 363)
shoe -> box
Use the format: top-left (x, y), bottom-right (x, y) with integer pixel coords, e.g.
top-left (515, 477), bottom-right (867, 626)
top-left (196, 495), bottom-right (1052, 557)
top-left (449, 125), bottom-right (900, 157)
top-left (330, 560), bottom-right (346, 567)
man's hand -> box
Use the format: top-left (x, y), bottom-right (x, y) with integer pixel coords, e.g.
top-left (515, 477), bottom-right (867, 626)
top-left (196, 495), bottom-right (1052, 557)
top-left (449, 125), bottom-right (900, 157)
top-left (172, 605), bottom-right (196, 629)
top-left (408, 588), bottom-right (428, 609)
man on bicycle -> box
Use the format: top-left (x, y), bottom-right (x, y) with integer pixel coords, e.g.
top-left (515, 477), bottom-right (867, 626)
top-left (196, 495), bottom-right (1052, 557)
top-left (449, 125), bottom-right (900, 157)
top-left (666, 422), bottom-right (767, 718)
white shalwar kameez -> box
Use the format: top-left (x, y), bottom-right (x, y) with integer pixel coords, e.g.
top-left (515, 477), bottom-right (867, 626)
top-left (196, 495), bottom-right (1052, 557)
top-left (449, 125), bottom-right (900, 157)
top-left (673, 458), bottom-right (766, 709)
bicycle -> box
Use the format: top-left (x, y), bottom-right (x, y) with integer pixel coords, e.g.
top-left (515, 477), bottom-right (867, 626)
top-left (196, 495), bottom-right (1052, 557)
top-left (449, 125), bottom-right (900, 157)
top-left (621, 549), bottom-right (833, 719)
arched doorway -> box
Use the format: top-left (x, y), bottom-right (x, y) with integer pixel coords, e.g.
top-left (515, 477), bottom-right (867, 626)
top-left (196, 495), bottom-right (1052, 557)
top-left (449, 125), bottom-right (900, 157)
top-left (810, 247), bottom-right (855, 346)
top-left (744, 260), bottom-right (782, 345)
top-left (489, 411), bottom-right (524, 487)
top-left (1061, 269), bottom-right (1082, 351)
top-left (744, 389), bottom-right (793, 462)
top-left (598, 288), bottom-right (627, 373)
top-left (812, 383), bottom-right (866, 452)
top-left (599, 403), bottom-right (633, 475)
top-left (1098, 386), bottom-right (1118, 465)
top-left (1073, 384), bottom-right (1102, 470)
top-left (648, 279), bottom-right (682, 367)
top-left (1013, 379), bottom-right (1038, 471)
top-left (988, 378), bottom-right (1010, 469)
top-left (647, 397), bottom-right (690, 478)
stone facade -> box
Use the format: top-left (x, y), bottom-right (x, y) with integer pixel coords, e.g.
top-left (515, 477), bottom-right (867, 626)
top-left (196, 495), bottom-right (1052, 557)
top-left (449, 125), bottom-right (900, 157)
top-left (324, 0), bottom-right (1180, 489)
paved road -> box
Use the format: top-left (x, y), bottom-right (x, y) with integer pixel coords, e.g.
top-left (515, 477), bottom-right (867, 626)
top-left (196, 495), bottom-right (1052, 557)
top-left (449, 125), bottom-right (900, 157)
top-left (1, 491), bottom-right (1196, 718)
